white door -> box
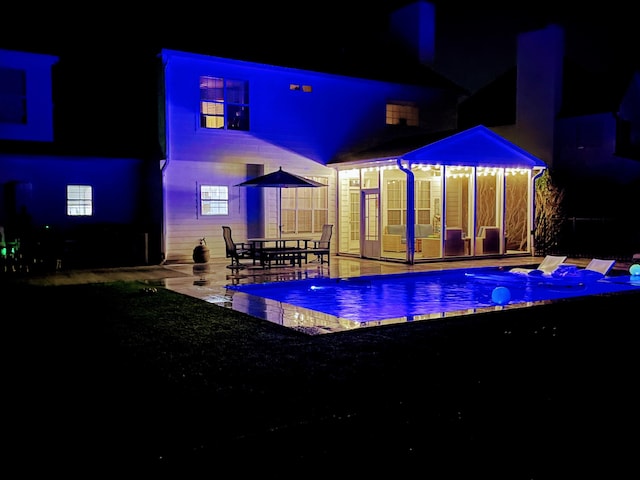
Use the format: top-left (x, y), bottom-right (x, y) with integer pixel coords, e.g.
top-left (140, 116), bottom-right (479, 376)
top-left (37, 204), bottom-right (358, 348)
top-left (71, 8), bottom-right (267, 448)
top-left (361, 188), bottom-right (380, 259)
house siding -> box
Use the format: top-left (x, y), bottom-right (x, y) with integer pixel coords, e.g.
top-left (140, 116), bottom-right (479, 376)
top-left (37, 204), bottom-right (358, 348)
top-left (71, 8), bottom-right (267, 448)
top-left (0, 49), bottom-right (58, 143)
top-left (162, 151), bottom-right (335, 263)
top-left (160, 49), bottom-right (453, 262)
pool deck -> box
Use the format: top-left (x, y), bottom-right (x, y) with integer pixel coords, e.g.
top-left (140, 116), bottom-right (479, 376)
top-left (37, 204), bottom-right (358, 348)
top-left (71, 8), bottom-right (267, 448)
top-left (7, 254), bottom-right (592, 288)
top-left (7, 256), bottom-right (598, 292)
top-left (9, 254), bottom-right (614, 289)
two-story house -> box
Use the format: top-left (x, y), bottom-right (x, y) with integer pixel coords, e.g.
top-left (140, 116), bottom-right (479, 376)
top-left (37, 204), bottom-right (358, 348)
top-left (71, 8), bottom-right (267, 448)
top-left (0, 49), bottom-right (161, 271)
top-left (158, 1), bottom-right (547, 265)
top-left (1, 1), bottom-right (554, 269)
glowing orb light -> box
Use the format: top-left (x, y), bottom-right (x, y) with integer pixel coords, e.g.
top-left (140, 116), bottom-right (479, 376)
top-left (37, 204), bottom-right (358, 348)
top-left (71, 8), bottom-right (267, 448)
top-left (492, 286), bottom-right (511, 305)
top-left (630, 264), bottom-right (640, 276)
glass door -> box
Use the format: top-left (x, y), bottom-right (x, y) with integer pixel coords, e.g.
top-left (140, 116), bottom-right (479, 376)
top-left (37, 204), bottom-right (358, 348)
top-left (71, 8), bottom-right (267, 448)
top-left (361, 188), bottom-right (380, 259)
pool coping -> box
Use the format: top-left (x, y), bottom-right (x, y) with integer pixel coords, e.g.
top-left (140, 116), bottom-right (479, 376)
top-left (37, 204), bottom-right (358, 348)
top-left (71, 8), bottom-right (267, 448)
top-left (223, 267), bottom-right (640, 335)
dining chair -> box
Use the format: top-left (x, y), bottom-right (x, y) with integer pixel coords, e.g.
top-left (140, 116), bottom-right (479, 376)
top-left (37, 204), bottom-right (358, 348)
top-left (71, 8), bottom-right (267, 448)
top-left (308, 224), bottom-right (332, 264)
top-left (222, 226), bottom-right (253, 269)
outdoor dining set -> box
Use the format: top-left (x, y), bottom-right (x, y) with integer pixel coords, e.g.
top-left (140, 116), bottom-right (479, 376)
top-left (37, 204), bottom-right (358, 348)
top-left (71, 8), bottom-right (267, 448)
top-left (222, 224), bottom-right (332, 270)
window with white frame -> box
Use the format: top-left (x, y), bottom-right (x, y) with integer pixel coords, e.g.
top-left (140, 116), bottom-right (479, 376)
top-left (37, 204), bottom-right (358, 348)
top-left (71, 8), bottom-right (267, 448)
top-left (386, 102), bottom-right (419, 127)
top-left (281, 177), bottom-right (328, 234)
top-left (200, 185), bottom-right (229, 215)
top-left (66, 185), bottom-right (93, 216)
top-left (386, 179), bottom-right (432, 225)
top-left (200, 76), bottom-right (249, 130)
top-left (386, 179), bottom-right (405, 225)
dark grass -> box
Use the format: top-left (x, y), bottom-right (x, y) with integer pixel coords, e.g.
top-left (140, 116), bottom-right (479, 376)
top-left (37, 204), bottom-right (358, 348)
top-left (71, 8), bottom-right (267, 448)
top-left (4, 279), bottom-right (639, 477)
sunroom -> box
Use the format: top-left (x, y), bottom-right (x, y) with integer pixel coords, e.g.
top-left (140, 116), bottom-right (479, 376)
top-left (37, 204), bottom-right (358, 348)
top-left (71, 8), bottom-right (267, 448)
top-left (332, 126), bottom-right (547, 264)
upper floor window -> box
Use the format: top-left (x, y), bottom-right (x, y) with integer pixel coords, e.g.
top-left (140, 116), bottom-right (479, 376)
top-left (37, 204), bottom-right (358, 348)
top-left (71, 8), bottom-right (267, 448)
top-left (386, 102), bottom-right (419, 127)
top-left (0, 67), bottom-right (27, 124)
top-left (200, 185), bottom-right (229, 215)
top-left (289, 84), bottom-right (313, 93)
top-left (200, 76), bottom-right (249, 131)
top-left (67, 185), bottom-right (93, 216)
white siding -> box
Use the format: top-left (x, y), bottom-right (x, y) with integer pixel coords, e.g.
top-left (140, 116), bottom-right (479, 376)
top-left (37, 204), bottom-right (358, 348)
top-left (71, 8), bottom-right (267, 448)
top-left (160, 49), bottom-right (453, 262)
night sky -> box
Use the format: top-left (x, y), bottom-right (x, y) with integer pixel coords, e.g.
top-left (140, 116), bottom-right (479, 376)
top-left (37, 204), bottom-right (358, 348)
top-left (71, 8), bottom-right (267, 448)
top-left (3, 1), bottom-right (636, 93)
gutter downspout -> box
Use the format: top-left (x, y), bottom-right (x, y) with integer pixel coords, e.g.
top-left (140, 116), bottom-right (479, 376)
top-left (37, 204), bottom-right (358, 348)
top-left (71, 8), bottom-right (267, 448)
top-left (397, 159), bottom-right (415, 264)
top-left (159, 52), bottom-right (170, 264)
top-left (531, 168), bottom-right (545, 257)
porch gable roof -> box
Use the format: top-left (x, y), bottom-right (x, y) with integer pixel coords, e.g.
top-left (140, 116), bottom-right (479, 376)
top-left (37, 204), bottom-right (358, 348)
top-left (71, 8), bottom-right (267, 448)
top-left (401, 125), bottom-right (546, 168)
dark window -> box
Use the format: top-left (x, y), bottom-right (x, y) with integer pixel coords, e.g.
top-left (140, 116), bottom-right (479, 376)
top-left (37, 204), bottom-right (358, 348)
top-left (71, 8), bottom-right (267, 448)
top-left (0, 67), bottom-right (27, 124)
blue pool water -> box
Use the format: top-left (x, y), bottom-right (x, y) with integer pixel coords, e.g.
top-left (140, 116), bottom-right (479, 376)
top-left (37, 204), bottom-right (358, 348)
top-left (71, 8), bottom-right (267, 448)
top-left (226, 266), bottom-right (640, 333)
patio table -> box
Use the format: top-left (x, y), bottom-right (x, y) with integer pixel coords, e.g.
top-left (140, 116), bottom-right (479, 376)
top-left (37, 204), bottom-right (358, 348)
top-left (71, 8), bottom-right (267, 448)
top-left (247, 237), bottom-right (313, 268)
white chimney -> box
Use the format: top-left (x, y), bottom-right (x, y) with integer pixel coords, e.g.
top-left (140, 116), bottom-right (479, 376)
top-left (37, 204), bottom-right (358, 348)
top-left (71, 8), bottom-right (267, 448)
top-left (516, 23), bottom-right (565, 166)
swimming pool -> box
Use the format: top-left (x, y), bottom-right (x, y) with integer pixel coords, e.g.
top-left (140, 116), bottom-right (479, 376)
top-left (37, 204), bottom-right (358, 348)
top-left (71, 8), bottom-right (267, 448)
top-left (225, 266), bottom-right (640, 334)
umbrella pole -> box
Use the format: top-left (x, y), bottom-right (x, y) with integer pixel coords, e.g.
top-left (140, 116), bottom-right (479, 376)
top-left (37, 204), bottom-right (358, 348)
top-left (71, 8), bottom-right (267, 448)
top-left (279, 187), bottom-right (282, 238)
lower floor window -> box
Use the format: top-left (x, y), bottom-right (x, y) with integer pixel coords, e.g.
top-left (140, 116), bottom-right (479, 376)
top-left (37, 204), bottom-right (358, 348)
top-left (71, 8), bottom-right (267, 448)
top-left (67, 185), bottom-right (93, 216)
top-left (200, 185), bottom-right (229, 215)
top-left (281, 177), bottom-right (328, 233)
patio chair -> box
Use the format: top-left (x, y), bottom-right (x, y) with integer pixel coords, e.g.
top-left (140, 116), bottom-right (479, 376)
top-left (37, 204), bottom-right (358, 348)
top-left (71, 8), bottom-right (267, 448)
top-left (475, 226), bottom-right (500, 255)
top-left (307, 224), bottom-right (332, 265)
top-left (222, 226), bottom-right (253, 269)
top-left (509, 255), bottom-right (568, 276)
top-left (444, 228), bottom-right (465, 256)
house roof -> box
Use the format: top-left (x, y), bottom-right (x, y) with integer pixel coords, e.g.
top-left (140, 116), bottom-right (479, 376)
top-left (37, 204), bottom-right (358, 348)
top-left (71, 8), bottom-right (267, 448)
top-left (331, 125), bottom-right (546, 169)
top-left (402, 126), bottom-right (546, 167)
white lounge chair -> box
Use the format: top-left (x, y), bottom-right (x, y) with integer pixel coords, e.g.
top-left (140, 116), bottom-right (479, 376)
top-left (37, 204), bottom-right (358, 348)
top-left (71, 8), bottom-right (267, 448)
top-left (533, 257), bottom-right (615, 283)
top-left (547, 258), bottom-right (616, 283)
top-left (509, 255), bottom-right (568, 276)
top-left (584, 258), bottom-right (616, 276)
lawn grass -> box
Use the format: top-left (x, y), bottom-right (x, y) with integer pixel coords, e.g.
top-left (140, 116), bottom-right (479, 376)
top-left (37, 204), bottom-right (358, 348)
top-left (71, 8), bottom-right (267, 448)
top-left (5, 279), bottom-right (639, 477)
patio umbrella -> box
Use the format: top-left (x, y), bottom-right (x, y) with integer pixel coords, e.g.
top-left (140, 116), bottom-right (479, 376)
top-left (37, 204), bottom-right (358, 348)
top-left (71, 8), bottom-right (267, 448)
top-left (235, 167), bottom-right (326, 237)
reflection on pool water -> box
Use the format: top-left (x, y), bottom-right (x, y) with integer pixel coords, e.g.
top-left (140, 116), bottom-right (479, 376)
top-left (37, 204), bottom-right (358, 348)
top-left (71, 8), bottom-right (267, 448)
top-left (225, 266), bottom-right (640, 335)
